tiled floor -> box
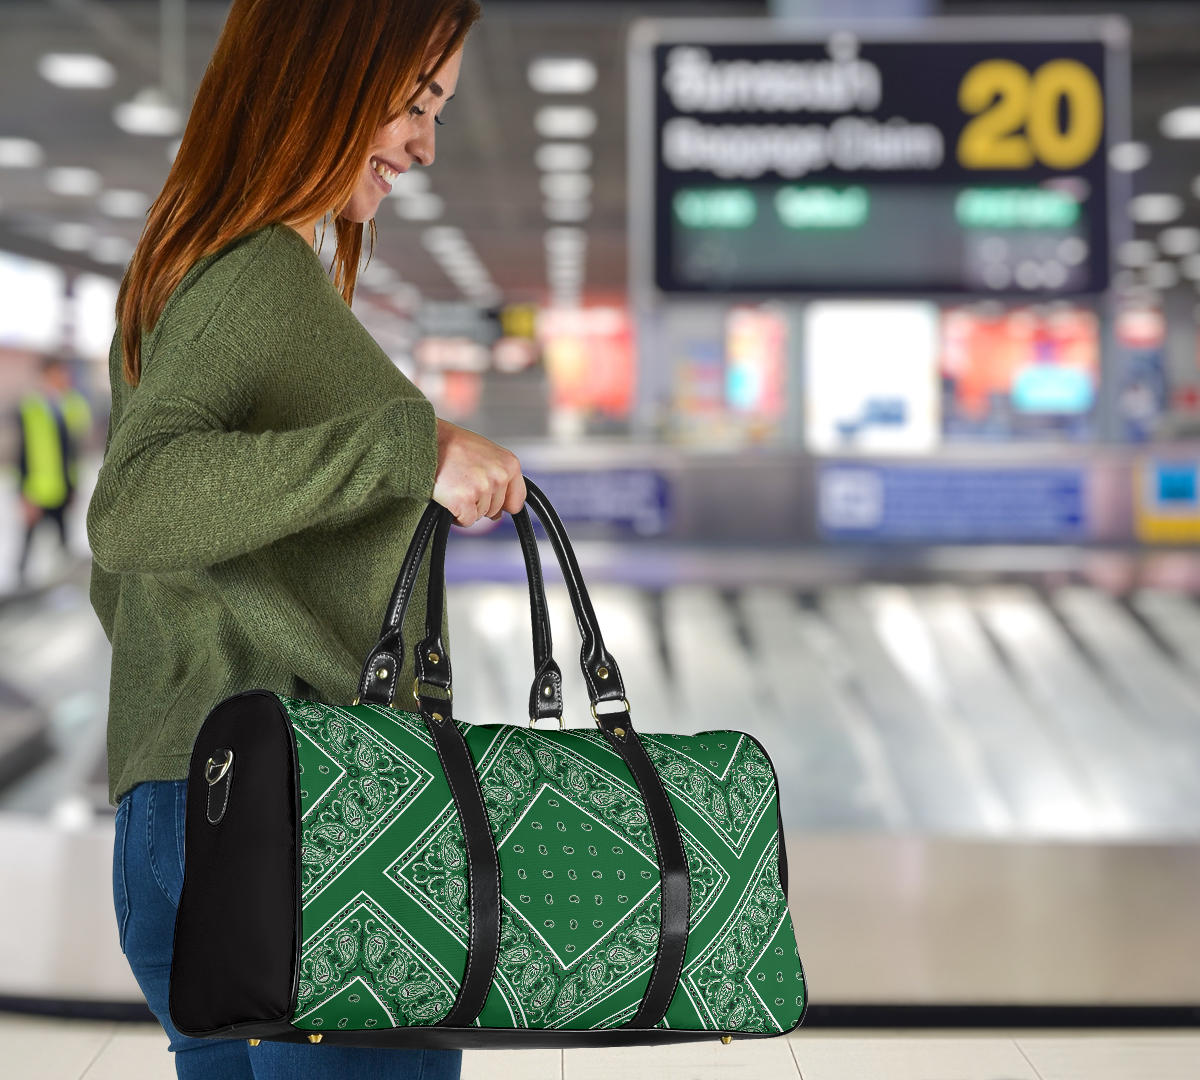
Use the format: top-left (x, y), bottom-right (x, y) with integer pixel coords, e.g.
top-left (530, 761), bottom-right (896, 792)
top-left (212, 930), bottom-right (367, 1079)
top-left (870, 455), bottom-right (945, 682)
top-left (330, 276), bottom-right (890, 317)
top-left (3, 1014), bottom-right (1198, 1080)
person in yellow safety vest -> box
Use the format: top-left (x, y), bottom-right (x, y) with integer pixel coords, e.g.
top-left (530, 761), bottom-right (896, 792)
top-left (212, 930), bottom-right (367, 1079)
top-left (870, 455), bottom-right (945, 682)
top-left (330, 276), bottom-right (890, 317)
top-left (14, 354), bottom-right (93, 587)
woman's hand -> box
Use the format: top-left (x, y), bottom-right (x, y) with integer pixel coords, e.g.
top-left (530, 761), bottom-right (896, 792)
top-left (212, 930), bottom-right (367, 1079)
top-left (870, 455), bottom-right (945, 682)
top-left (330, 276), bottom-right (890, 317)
top-left (432, 417), bottom-right (526, 527)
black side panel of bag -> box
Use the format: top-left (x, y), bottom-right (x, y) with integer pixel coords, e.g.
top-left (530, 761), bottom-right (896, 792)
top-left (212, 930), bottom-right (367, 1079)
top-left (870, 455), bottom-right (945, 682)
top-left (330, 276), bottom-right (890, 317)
top-left (170, 689), bottom-right (300, 1037)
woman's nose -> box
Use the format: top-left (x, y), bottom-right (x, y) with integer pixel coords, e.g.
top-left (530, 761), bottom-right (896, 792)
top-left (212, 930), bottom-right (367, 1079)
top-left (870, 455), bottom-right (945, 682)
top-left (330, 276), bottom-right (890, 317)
top-left (408, 129), bottom-right (434, 169)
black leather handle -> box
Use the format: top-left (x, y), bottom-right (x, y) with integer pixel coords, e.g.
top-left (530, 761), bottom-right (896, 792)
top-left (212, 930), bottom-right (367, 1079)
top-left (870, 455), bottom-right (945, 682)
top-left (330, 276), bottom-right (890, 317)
top-left (355, 477), bottom-right (688, 1030)
top-left (355, 498), bottom-right (565, 722)
top-left (356, 476), bottom-right (625, 727)
top-left (412, 505), bottom-right (566, 724)
top-left (521, 478), bottom-right (629, 725)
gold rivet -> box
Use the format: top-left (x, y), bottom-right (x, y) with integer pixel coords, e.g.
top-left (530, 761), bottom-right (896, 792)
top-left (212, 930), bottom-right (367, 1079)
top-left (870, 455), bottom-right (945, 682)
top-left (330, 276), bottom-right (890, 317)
top-left (374, 666), bottom-right (389, 680)
top-left (428, 651), bottom-right (440, 664)
top-left (720, 1035), bottom-right (732, 1045)
top-left (248, 1039), bottom-right (261, 1047)
top-left (432, 712), bottom-right (443, 722)
top-left (308, 1033), bottom-right (323, 1044)
top-left (543, 684), bottom-right (553, 697)
top-left (614, 726), bottom-right (625, 737)
top-left (597, 665), bottom-right (609, 679)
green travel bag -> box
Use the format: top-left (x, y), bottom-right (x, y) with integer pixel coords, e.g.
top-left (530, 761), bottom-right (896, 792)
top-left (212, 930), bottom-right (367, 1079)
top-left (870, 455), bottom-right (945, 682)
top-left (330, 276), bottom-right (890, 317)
top-left (169, 477), bottom-right (808, 1048)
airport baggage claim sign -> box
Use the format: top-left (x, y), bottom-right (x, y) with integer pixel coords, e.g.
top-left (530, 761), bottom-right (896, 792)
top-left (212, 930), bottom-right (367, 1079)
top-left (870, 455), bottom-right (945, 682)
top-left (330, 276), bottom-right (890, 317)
top-left (629, 19), bottom-right (1128, 297)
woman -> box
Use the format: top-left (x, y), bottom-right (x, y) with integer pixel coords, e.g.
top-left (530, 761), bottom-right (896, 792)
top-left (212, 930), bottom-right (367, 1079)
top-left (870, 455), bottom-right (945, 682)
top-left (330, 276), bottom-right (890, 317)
top-left (89, 1), bottom-right (518, 1076)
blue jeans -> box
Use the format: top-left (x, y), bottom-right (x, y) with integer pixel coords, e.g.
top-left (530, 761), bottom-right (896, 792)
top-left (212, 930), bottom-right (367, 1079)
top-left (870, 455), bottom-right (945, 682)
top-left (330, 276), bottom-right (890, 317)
top-left (113, 778), bottom-right (462, 1080)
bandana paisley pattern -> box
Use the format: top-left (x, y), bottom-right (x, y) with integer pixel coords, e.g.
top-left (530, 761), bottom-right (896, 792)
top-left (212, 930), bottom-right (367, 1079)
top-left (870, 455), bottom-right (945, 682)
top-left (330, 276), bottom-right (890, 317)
top-left (281, 696), bottom-right (806, 1035)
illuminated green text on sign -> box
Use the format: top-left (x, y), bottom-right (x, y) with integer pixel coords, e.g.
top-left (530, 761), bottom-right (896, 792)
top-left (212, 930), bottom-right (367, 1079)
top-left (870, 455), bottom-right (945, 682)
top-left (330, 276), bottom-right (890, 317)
top-left (955, 187), bottom-right (1080, 229)
top-left (775, 186), bottom-right (869, 229)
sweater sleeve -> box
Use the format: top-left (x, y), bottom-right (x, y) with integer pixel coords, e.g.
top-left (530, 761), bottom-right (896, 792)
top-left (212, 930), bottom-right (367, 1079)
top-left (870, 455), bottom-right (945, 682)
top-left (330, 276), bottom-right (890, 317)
top-left (86, 379), bottom-right (438, 575)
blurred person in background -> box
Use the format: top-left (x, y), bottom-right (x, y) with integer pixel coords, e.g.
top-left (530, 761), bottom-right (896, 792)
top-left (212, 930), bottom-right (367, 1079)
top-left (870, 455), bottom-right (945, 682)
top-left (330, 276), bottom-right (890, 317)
top-left (13, 353), bottom-right (92, 588)
top-left (85, 1), bottom-right (524, 1078)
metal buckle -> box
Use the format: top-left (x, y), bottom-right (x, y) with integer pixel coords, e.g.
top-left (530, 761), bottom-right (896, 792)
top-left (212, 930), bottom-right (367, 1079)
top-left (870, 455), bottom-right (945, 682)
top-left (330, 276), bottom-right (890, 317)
top-left (205, 748), bottom-right (233, 786)
top-left (529, 714), bottom-right (566, 729)
top-left (590, 698), bottom-right (631, 727)
top-left (413, 676), bottom-right (453, 704)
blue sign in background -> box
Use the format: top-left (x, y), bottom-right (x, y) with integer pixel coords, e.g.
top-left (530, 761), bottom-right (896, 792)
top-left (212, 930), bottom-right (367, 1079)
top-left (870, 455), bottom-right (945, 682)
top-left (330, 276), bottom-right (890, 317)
top-left (463, 469), bottom-right (673, 541)
top-left (819, 464), bottom-right (1088, 541)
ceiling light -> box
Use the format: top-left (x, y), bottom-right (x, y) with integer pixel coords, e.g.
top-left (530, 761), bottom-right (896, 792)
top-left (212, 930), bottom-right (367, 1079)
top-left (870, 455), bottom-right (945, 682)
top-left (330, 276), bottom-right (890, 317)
top-left (535, 106), bottom-right (596, 139)
top-left (440, 255), bottom-right (485, 276)
top-left (49, 222), bottom-right (94, 251)
top-left (47, 166), bottom-right (102, 197)
top-left (92, 235), bottom-right (134, 264)
top-left (113, 87), bottom-right (182, 136)
top-left (359, 261), bottom-right (397, 287)
top-left (468, 286), bottom-right (503, 307)
top-left (544, 226), bottom-right (587, 249)
top-left (0, 137), bottom-right (43, 167)
top-left (449, 263), bottom-right (490, 281)
top-left (1160, 106), bottom-right (1200, 139)
top-left (396, 194), bottom-right (444, 221)
top-left (527, 57), bottom-right (597, 95)
top-left (1146, 261), bottom-right (1180, 289)
top-left (438, 247), bottom-right (482, 267)
top-left (1130, 193), bottom-right (1183, 225)
top-left (99, 189), bottom-right (150, 218)
top-left (536, 143), bottom-right (593, 172)
top-left (1117, 240), bottom-right (1157, 267)
top-left (421, 227), bottom-right (467, 255)
top-left (540, 173), bottom-right (592, 201)
top-left (1108, 141), bottom-right (1150, 172)
top-left (1159, 227), bottom-right (1200, 257)
top-left (38, 53), bottom-right (116, 89)
top-left (544, 200), bottom-right (591, 223)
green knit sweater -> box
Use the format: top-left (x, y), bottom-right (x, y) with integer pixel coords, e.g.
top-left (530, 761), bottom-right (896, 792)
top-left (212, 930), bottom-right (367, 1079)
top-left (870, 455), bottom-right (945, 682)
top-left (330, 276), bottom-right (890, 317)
top-left (88, 222), bottom-right (450, 808)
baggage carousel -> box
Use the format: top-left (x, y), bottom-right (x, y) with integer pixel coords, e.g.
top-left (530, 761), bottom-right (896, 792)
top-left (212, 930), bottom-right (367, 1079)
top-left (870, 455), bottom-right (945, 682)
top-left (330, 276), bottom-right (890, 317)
top-left (1, 533), bottom-right (1198, 1023)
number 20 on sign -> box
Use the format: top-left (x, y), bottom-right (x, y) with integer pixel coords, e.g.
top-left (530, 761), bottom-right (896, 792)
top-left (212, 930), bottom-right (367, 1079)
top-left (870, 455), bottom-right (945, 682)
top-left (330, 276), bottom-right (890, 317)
top-left (957, 58), bottom-right (1103, 171)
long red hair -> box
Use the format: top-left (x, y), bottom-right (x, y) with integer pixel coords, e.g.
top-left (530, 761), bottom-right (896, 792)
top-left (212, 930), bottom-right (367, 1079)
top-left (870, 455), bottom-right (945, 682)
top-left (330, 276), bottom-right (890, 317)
top-left (115, 0), bottom-right (481, 387)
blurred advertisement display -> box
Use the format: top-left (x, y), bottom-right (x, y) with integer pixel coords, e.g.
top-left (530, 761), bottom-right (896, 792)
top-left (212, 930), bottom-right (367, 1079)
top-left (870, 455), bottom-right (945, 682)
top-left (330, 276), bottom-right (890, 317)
top-left (1114, 304), bottom-right (1168, 442)
top-left (0, 253), bottom-right (65, 350)
top-left (414, 338), bottom-right (488, 421)
top-left (630, 19), bottom-right (1124, 298)
top-left (819, 463), bottom-right (1088, 541)
top-left (725, 304), bottom-right (786, 438)
top-left (1133, 458), bottom-right (1200, 544)
top-left (805, 301), bottom-right (940, 453)
top-left (538, 306), bottom-right (635, 432)
top-left (940, 304), bottom-right (1099, 440)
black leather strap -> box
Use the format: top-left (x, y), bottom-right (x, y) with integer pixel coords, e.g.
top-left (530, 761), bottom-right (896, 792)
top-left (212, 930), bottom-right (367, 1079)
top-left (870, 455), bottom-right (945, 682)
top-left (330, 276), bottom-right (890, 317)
top-left (512, 507), bottom-right (565, 723)
top-left (421, 705), bottom-right (501, 1028)
top-left (521, 479), bottom-right (629, 713)
top-left (361, 501), bottom-right (565, 721)
top-left (414, 506), bottom-right (564, 723)
top-left (357, 501), bottom-right (443, 706)
top-left (414, 511), bottom-right (453, 713)
top-left (598, 716), bottom-right (690, 1028)
top-left (359, 479), bottom-right (690, 1029)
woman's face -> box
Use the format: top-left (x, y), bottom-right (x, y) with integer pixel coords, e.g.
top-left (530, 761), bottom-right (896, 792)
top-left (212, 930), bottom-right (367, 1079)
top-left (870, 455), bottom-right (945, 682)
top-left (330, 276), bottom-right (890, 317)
top-left (339, 43), bottom-right (463, 223)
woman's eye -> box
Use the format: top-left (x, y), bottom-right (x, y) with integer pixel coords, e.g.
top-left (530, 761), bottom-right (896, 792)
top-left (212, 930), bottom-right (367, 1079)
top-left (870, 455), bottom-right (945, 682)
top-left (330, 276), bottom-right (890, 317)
top-left (410, 104), bottom-right (446, 127)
